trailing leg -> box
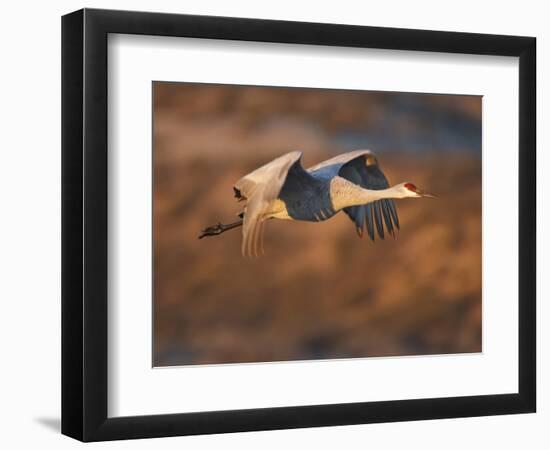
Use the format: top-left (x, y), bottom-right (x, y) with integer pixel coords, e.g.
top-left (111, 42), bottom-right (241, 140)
top-left (198, 219), bottom-right (243, 239)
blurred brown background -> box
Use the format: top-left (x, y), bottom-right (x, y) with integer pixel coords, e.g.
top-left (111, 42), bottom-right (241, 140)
top-left (153, 82), bottom-right (482, 366)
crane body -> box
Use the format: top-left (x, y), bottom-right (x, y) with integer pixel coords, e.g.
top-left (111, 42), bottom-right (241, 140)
top-left (199, 150), bottom-right (434, 256)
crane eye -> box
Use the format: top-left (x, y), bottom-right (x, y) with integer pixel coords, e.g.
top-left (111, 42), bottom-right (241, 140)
top-left (404, 183), bottom-right (417, 192)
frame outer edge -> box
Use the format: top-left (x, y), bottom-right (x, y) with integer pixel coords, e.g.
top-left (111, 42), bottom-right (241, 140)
top-left (61, 9), bottom-right (85, 441)
top-left (81, 8), bottom-right (110, 441)
top-left (518, 37), bottom-right (536, 412)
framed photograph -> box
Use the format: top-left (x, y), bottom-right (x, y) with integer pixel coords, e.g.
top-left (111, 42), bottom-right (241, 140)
top-left (61, 8), bottom-right (536, 441)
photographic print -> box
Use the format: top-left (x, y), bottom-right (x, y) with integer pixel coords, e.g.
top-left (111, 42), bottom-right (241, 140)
top-left (153, 82), bottom-right (482, 367)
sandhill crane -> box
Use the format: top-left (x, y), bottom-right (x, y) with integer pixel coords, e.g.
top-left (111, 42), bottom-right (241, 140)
top-left (199, 150), bottom-right (434, 256)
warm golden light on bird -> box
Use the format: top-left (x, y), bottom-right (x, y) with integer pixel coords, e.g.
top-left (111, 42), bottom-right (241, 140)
top-left (199, 150), bottom-right (435, 256)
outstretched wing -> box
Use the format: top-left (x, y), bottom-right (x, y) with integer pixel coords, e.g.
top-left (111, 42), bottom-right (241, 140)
top-left (307, 149), bottom-right (377, 174)
top-left (234, 151), bottom-right (304, 256)
top-left (337, 153), bottom-right (400, 240)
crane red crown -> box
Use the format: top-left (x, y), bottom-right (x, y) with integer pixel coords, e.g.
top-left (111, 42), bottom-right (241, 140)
top-left (404, 183), bottom-right (417, 192)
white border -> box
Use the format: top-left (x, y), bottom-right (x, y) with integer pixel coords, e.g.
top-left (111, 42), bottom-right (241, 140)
top-left (108, 34), bottom-right (519, 417)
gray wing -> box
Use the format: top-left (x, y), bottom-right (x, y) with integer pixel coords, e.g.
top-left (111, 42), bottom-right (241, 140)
top-left (337, 154), bottom-right (400, 240)
top-left (234, 151), bottom-right (303, 256)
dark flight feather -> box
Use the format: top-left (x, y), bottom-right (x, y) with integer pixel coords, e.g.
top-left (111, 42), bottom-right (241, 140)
top-left (338, 155), bottom-right (399, 240)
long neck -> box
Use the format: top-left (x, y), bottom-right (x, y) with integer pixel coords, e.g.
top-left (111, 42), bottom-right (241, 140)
top-left (329, 176), bottom-right (403, 211)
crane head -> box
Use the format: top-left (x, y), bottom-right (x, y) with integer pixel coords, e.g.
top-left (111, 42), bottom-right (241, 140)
top-left (401, 182), bottom-right (436, 198)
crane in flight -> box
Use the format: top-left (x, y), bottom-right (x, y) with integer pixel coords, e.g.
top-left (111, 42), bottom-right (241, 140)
top-left (199, 150), bottom-right (434, 256)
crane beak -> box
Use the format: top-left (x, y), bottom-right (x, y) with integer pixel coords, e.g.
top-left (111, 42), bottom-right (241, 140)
top-left (417, 188), bottom-right (436, 198)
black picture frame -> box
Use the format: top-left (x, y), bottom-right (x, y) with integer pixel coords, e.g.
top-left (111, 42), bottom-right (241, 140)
top-left (61, 8), bottom-right (536, 442)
